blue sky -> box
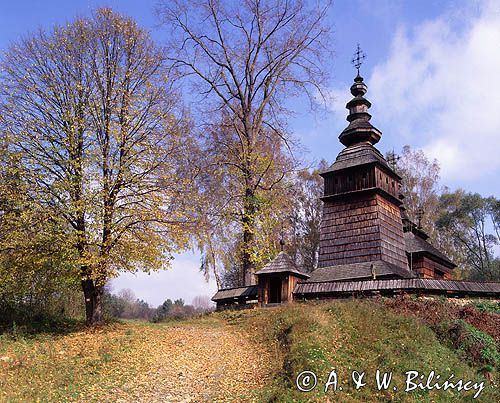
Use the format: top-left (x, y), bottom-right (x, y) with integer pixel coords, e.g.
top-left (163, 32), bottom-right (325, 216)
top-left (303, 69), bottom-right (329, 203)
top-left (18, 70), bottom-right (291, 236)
top-left (1, 0), bottom-right (499, 306)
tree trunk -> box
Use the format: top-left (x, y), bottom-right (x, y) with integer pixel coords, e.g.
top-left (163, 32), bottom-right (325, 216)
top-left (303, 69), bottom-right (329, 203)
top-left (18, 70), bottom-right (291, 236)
top-left (242, 187), bottom-right (257, 286)
top-left (82, 279), bottom-right (104, 325)
top-left (242, 226), bottom-right (255, 286)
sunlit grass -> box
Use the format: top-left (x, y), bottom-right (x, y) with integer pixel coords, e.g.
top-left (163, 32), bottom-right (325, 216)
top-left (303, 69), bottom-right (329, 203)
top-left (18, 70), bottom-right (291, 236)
top-left (0, 300), bottom-right (498, 402)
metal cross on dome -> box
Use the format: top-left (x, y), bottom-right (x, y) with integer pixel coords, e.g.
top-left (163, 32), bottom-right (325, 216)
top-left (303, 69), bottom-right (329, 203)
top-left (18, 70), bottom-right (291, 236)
top-left (387, 150), bottom-right (400, 169)
top-left (351, 44), bottom-right (366, 75)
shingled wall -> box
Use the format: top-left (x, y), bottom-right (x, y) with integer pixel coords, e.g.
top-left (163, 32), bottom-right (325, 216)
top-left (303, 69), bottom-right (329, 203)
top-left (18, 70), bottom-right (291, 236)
top-left (318, 191), bottom-right (408, 269)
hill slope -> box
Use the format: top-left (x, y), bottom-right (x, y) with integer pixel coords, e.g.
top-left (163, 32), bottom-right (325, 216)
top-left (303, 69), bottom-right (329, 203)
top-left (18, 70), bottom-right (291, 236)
top-left (0, 298), bottom-right (498, 402)
top-left (234, 298), bottom-right (499, 402)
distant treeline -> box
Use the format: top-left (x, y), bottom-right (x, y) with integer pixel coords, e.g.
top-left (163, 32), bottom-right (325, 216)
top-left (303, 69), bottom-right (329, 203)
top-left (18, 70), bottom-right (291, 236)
top-left (103, 288), bottom-right (214, 322)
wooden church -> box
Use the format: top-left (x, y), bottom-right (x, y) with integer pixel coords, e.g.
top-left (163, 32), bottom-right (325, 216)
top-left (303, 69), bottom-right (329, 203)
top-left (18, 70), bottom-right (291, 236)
top-left (213, 56), bottom-right (500, 309)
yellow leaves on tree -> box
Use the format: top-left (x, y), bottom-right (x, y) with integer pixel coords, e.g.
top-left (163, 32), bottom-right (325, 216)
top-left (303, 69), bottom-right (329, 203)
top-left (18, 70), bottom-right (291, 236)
top-left (0, 8), bottom-right (197, 324)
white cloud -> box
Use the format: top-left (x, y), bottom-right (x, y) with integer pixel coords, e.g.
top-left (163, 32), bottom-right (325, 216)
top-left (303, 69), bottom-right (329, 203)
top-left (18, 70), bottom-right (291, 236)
top-left (368, 0), bottom-right (500, 184)
top-left (325, 87), bottom-right (351, 121)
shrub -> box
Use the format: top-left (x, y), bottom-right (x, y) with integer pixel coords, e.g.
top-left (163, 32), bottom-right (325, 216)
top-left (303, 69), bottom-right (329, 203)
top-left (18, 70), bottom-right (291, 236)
top-left (474, 300), bottom-right (500, 315)
top-left (435, 319), bottom-right (500, 369)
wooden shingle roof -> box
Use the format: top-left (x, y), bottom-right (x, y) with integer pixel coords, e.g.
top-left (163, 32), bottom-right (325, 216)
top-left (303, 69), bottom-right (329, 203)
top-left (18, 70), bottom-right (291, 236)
top-left (307, 260), bottom-right (414, 283)
top-left (293, 278), bottom-right (500, 297)
top-left (254, 252), bottom-right (310, 279)
top-left (321, 142), bottom-right (399, 178)
top-left (211, 285), bottom-right (258, 301)
top-left (404, 232), bottom-right (456, 268)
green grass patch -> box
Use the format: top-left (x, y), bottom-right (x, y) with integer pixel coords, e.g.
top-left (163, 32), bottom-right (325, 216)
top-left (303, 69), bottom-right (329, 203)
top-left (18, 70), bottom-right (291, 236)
top-left (434, 319), bottom-right (500, 369)
top-left (247, 299), bottom-right (499, 402)
top-left (474, 300), bottom-right (500, 315)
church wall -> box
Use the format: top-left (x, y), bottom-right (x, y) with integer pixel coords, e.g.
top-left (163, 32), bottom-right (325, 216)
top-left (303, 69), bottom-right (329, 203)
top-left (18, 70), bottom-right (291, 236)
top-left (281, 276), bottom-right (289, 303)
top-left (324, 166), bottom-right (375, 195)
top-left (257, 274), bottom-right (303, 305)
top-left (319, 192), bottom-right (381, 267)
top-left (287, 276), bottom-right (300, 303)
top-left (258, 277), bottom-right (269, 305)
top-left (411, 257), bottom-right (433, 278)
top-left (376, 194), bottom-right (408, 268)
top-left (410, 255), bottom-right (453, 280)
top-left (318, 191), bottom-right (407, 269)
top-left (374, 166), bottom-right (400, 200)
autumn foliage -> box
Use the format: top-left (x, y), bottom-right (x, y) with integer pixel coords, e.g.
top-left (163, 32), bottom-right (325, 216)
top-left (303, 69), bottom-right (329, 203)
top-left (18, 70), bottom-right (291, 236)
top-left (0, 8), bottom-right (197, 324)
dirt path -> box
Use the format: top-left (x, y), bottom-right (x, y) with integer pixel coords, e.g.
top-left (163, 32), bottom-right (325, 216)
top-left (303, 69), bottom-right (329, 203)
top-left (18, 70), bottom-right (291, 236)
top-left (107, 322), bottom-right (272, 402)
top-left (0, 319), bottom-right (273, 402)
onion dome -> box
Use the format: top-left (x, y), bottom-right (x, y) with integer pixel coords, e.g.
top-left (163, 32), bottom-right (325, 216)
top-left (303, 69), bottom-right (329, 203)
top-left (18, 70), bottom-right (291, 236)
top-left (338, 74), bottom-right (382, 147)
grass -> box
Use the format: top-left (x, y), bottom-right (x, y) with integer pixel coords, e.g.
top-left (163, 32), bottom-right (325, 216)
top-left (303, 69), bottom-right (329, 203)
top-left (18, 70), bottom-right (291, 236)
top-left (1, 316), bottom-right (84, 338)
top-left (434, 319), bottom-right (500, 369)
top-left (0, 322), bottom-right (144, 402)
top-left (474, 300), bottom-right (500, 315)
top-left (1, 299), bottom-right (498, 402)
top-left (232, 299), bottom-right (499, 402)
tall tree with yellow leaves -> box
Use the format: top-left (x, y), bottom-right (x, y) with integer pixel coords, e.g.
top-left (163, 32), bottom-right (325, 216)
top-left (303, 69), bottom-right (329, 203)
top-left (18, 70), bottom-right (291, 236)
top-left (1, 9), bottom-right (195, 324)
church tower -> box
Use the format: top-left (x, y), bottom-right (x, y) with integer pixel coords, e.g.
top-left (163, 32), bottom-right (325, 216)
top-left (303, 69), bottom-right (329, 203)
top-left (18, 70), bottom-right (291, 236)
top-left (315, 46), bottom-right (412, 280)
top-left (213, 46), bottom-right (500, 308)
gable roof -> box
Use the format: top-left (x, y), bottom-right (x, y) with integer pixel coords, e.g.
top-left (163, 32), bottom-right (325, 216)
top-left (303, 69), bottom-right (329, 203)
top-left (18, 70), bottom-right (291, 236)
top-left (254, 252), bottom-right (310, 279)
top-left (211, 285), bottom-right (258, 301)
top-left (306, 260), bottom-right (414, 283)
top-left (404, 232), bottom-right (456, 268)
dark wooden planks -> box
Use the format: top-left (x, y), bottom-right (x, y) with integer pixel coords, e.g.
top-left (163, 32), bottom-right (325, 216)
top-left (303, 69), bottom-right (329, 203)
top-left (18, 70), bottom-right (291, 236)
top-left (293, 279), bottom-right (500, 298)
top-left (318, 191), bottom-right (408, 270)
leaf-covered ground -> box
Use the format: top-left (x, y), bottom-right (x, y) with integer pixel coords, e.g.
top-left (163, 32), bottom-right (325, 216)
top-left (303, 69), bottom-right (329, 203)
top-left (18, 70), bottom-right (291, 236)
top-left (1, 299), bottom-right (498, 402)
top-left (0, 318), bottom-right (273, 402)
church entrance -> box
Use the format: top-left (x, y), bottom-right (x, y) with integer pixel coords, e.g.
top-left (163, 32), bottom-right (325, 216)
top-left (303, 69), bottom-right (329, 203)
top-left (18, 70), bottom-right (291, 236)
top-left (269, 277), bottom-right (282, 303)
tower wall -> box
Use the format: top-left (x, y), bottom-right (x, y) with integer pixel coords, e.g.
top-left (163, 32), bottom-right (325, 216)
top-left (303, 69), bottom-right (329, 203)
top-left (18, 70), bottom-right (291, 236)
top-left (376, 194), bottom-right (408, 268)
top-left (318, 191), bottom-right (408, 268)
